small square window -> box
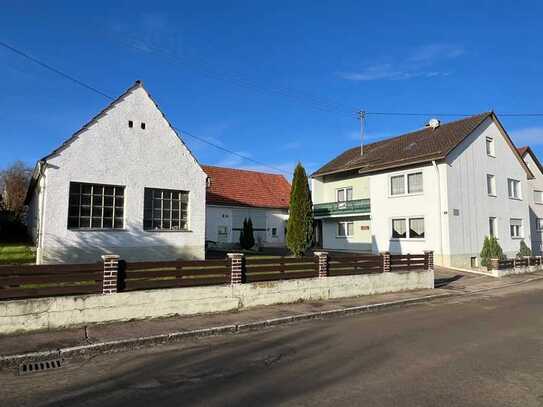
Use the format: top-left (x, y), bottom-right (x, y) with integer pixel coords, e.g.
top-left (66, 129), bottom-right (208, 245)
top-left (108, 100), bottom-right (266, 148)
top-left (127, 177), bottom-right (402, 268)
top-left (141, 122), bottom-right (146, 130)
top-left (486, 137), bottom-right (495, 157)
top-left (128, 120), bottom-right (133, 128)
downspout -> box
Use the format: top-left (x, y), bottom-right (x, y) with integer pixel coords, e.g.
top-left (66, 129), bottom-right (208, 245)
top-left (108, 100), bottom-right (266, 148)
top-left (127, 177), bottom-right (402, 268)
top-left (37, 161), bottom-right (47, 264)
top-left (432, 161), bottom-right (444, 263)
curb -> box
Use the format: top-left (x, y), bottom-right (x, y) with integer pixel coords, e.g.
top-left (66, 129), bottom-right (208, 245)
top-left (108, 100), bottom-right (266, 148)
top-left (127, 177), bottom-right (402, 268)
top-left (0, 292), bottom-right (454, 370)
top-left (2, 276), bottom-right (542, 371)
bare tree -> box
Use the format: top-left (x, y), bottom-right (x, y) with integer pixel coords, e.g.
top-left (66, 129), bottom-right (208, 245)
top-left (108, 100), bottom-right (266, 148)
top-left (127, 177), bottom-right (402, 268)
top-left (1, 161), bottom-right (32, 219)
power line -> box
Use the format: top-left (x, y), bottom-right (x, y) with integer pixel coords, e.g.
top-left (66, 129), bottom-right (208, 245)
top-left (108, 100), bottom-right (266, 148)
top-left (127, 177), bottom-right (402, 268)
top-left (0, 40), bottom-right (289, 175)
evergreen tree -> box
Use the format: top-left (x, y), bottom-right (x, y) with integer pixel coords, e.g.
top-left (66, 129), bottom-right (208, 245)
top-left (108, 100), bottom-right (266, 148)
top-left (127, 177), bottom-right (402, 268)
top-left (239, 218), bottom-right (247, 249)
top-left (517, 240), bottom-right (532, 257)
top-left (480, 235), bottom-right (504, 268)
top-left (245, 218), bottom-right (255, 249)
top-left (287, 163), bottom-right (314, 256)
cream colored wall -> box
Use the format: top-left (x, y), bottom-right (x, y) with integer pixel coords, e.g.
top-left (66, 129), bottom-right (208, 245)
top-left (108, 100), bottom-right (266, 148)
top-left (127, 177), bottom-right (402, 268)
top-left (0, 269), bottom-right (433, 335)
top-left (312, 172), bottom-right (370, 204)
top-left (321, 217), bottom-right (372, 252)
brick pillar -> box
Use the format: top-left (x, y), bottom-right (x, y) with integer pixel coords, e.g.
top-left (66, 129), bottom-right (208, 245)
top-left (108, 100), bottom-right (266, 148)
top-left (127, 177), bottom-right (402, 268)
top-left (381, 252), bottom-right (391, 273)
top-left (489, 258), bottom-right (500, 270)
top-left (424, 250), bottom-right (434, 271)
top-left (227, 253), bottom-right (244, 284)
top-left (101, 254), bottom-right (120, 294)
top-left (314, 251), bottom-right (329, 277)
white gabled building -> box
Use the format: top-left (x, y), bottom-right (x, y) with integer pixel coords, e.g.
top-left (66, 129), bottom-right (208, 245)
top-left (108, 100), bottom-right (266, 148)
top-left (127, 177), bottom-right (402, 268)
top-left (312, 112), bottom-right (534, 269)
top-left (203, 165), bottom-right (290, 249)
top-left (517, 146), bottom-right (543, 255)
top-left (25, 81), bottom-right (207, 264)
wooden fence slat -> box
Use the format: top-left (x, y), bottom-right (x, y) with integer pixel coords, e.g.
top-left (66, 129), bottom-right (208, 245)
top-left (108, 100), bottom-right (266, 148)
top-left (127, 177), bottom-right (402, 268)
top-left (0, 284), bottom-right (101, 300)
top-left (0, 272), bottom-right (102, 285)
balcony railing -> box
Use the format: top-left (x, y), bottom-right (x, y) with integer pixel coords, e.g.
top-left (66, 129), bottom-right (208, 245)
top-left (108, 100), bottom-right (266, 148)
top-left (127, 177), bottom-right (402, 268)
top-left (313, 199), bottom-right (371, 218)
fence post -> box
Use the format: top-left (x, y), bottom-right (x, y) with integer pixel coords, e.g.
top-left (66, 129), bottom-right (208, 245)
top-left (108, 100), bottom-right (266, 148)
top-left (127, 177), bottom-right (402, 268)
top-left (423, 251), bottom-right (434, 271)
top-left (314, 252), bottom-right (329, 277)
top-left (101, 254), bottom-right (120, 294)
top-left (490, 258), bottom-right (500, 270)
top-left (381, 252), bottom-right (391, 273)
top-left (227, 253), bottom-right (244, 284)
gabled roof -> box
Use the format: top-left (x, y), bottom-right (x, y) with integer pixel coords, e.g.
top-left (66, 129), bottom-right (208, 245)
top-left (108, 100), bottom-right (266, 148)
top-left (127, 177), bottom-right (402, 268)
top-left (518, 146), bottom-right (543, 177)
top-left (313, 112), bottom-right (493, 177)
top-left (202, 165), bottom-right (291, 209)
top-left (25, 80), bottom-right (204, 204)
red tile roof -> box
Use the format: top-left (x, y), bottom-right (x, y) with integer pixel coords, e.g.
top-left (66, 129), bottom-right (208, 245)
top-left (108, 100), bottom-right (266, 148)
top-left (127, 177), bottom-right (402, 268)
top-left (202, 165), bottom-right (291, 209)
top-left (517, 146), bottom-right (528, 156)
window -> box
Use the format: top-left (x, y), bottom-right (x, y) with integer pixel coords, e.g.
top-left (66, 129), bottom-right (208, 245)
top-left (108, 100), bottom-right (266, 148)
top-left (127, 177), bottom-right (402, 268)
top-left (486, 137), bottom-right (495, 156)
top-left (535, 190), bottom-right (543, 204)
top-left (68, 182), bottom-right (124, 230)
top-left (390, 172), bottom-right (423, 196)
top-left (337, 221), bottom-right (354, 237)
top-left (392, 217), bottom-right (425, 239)
top-left (143, 188), bottom-right (189, 231)
top-left (510, 218), bottom-right (523, 238)
top-left (489, 217), bottom-right (497, 237)
top-left (537, 218), bottom-right (543, 231)
top-left (336, 187), bottom-right (353, 202)
top-left (128, 120), bottom-right (133, 128)
top-left (507, 179), bottom-right (521, 199)
top-left (271, 227), bottom-right (278, 237)
top-left (486, 174), bottom-right (496, 196)
top-left (407, 173), bottom-right (423, 194)
top-left (141, 122), bottom-right (146, 130)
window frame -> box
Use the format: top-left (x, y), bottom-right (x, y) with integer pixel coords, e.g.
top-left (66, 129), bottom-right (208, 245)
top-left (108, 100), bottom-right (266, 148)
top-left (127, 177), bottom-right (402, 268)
top-left (143, 187), bottom-right (190, 232)
top-left (486, 174), bottom-right (496, 197)
top-left (389, 171), bottom-right (424, 198)
top-left (509, 218), bottom-right (523, 239)
top-left (507, 178), bottom-right (522, 200)
top-left (390, 216), bottom-right (425, 240)
top-left (336, 187), bottom-right (353, 202)
top-left (67, 181), bottom-right (125, 231)
top-left (534, 190), bottom-right (543, 205)
top-left (489, 217), bottom-right (498, 238)
top-left (537, 218), bottom-right (543, 232)
top-left (336, 221), bottom-right (354, 238)
top-left (485, 136), bottom-right (495, 157)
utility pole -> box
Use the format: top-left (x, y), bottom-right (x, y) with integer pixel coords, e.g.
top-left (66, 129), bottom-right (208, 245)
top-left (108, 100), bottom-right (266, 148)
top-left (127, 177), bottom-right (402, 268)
top-left (358, 110), bottom-right (366, 156)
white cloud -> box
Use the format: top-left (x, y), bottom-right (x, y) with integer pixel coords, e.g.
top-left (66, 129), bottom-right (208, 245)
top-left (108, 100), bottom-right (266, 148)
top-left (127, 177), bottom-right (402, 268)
top-left (510, 127), bottom-right (543, 146)
top-left (340, 43), bottom-right (462, 82)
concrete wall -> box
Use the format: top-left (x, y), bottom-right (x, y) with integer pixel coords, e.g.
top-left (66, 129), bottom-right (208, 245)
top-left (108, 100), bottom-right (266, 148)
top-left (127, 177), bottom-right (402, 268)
top-left (33, 85), bottom-right (207, 264)
top-left (445, 118), bottom-right (531, 268)
top-left (206, 205), bottom-right (288, 248)
top-left (0, 270), bottom-right (433, 335)
top-left (522, 152), bottom-right (543, 255)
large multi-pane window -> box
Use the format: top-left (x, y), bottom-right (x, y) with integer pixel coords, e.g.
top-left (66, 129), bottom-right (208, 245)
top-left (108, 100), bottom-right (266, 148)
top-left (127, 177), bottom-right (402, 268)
top-left (144, 188), bottom-right (189, 231)
top-left (510, 218), bottom-right (523, 238)
top-left (68, 182), bottom-right (124, 229)
top-left (337, 221), bottom-right (354, 237)
top-left (507, 179), bottom-right (521, 199)
top-left (336, 187), bottom-right (353, 202)
top-left (534, 190), bottom-right (543, 204)
top-left (392, 217), bottom-right (425, 239)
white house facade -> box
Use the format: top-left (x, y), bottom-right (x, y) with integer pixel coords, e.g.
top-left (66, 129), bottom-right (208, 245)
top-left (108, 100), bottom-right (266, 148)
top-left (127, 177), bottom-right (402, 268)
top-left (203, 166), bottom-right (290, 249)
top-left (312, 113), bottom-right (533, 269)
top-left (26, 81), bottom-right (207, 264)
top-left (518, 146), bottom-right (543, 255)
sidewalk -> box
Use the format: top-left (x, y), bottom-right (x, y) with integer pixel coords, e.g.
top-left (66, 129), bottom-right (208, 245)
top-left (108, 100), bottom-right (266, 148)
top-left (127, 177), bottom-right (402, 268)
top-left (1, 268), bottom-right (542, 368)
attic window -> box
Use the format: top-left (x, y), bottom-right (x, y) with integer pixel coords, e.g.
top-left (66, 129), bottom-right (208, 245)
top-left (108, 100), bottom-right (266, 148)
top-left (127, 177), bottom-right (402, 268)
top-left (141, 122), bottom-right (146, 130)
top-left (128, 120), bottom-right (134, 128)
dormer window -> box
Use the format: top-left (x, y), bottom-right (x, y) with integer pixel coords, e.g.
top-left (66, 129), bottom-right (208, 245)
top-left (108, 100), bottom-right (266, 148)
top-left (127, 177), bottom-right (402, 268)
top-left (141, 122), bottom-right (146, 130)
top-left (128, 120), bottom-right (134, 128)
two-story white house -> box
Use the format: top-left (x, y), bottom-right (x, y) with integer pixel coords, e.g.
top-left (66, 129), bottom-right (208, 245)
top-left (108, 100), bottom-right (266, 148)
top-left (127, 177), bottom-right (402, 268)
top-left (518, 146), bottom-right (543, 255)
top-left (312, 112), bottom-right (534, 269)
top-left (25, 81), bottom-right (207, 264)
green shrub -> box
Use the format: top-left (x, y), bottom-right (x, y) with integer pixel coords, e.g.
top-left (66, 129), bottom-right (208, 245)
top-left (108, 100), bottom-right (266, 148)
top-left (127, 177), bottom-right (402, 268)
top-left (480, 235), bottom-right (504, 267)
top-left (516, 240), bottom-right (532, 258)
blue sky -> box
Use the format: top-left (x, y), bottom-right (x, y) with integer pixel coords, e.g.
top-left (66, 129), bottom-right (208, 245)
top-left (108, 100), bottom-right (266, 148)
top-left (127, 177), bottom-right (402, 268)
top-left (2, 1), bottom-right (543, 176)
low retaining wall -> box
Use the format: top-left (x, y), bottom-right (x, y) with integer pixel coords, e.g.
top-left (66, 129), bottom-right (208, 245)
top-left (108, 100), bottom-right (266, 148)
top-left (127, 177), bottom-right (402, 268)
top-left (484, 257), bottom-right (543, 278)
top-left (0, 269), bottom-right (433, 335)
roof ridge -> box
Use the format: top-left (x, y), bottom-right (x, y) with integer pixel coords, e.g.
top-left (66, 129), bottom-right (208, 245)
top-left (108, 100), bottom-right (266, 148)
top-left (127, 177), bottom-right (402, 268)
top-left (202, 164), bottom-right (288, 179)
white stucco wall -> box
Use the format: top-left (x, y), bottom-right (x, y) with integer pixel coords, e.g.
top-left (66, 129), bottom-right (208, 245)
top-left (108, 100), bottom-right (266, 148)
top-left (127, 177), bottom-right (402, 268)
top-left (369, 163), bottom-right (444, 258)
top-left (0, 269), bottom-right (433, 335)
top-left (522, 152), bottom-right (543, 255)
top-left (34, 85), bottom-right (207, 264)
top-left (445, 118), bottom-right (531, 268)
top-left (321, 217), bottom-right (372, 252)
top-left (206, 205), bottom-right (288, 247)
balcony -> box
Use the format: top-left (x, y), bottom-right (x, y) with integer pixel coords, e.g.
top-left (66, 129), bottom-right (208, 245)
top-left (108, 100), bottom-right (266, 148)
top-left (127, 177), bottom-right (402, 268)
top-left (313, 199), bottom-right (371, 218)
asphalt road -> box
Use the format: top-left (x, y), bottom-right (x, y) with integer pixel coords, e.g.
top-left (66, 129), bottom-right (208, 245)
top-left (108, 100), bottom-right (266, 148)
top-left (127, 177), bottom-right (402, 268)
top-left (3, 281), bottom-right (543, 407)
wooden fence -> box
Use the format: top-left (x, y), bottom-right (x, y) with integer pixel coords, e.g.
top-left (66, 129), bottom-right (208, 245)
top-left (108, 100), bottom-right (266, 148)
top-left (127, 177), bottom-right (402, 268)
top-left (491, 256), bottom-right (542, 270)
top-left (328, 255), bottom-right (382, 276)
top-left (0, 252), bottom-right (432, 300)
top-left (0, 263), bottom-right (102, 300)
top-left (120, 259), bottom-right (230, 291)
top-left (244, 257), bottom-right (318, 282)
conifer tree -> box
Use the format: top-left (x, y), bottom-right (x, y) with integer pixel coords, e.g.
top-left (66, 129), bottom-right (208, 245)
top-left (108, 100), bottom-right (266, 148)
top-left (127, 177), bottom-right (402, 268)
top-left (287, 163), bottom-right (314, 256)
